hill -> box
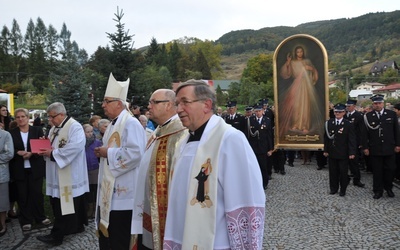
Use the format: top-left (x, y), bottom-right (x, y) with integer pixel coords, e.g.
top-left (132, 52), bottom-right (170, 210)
top-left (217, 10), bottom-right (400, 79)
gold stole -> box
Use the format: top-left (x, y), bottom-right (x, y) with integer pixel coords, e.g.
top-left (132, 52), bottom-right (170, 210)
top-left (181, 118), bottom-right (229, 249)
top-left (52, 118), bottom-right (75, 215)
top-left (143, 119), bottom-right (187, 250)
top-left (98, 112), bottom-right (130, 237)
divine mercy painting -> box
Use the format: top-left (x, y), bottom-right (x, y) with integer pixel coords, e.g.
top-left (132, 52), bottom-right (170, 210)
top-left (273, 34), bottom-right (329, 150)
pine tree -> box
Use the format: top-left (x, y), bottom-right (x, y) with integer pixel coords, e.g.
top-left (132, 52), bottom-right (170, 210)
top-left (106, 7), bottom-right (135, 80)
top-left (195, 49), bottom-right (211, 79)
top-left (145, 37), bottom-right (160, 65)
top-left (48, 29), bottom-right (91, 123)
top-left (168, 41), bottom-right (181, 81)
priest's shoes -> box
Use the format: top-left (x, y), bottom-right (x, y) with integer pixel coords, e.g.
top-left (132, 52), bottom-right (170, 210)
top-left (36, 234), bottom-right (62, 246)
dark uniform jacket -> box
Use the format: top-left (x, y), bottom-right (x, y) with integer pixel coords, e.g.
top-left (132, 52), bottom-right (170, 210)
top-left (361, 109), bottom-right (400, 156)
top-left (324, 118), bottom-right (357, 159)
top-left (263, 108), bottom-right (275, 128)
top-left (245, 116), bottom-right (273, 154)
top-left (225, 113), bottom-right (245, 133)
top-left (9, 126), bottom-right (46, 181)
top-left (344, 111), bottom-right (363, 146)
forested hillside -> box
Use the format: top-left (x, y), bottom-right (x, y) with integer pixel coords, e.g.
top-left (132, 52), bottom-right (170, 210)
top-left (217, 10), bottom-right (400, 78)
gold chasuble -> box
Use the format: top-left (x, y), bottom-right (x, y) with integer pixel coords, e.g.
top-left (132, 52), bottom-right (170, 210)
top-left (142, 118), bottom-right (187, 249)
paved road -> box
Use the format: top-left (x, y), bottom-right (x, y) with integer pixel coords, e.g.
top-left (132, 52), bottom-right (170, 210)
top-left (1, 158), bottom-right (399, 249)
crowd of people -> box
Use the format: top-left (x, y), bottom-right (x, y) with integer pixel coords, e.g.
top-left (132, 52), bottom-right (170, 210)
top-left (1, 73), bottom-right (400, 249)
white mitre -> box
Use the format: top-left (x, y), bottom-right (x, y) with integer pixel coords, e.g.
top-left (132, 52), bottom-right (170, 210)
top-left (104, 72), bottom-right (130, 101)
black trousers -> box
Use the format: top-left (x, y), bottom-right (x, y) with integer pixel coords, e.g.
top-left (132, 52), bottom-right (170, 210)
top-left (349, 153), bottom-right (362, 183)
top-left (315, 151), bottom-right (327, 167)
top-left (395, 153), bottom-right (400, 180)
top-left (50, 194), bottom-right (88, 241)
top-left (370, 154), bottom-right (396, 193)
top-left (15, 169), bottom-right (46, 226)
top-left (328, 158), bottom-right (349, 193)
top-left (255, 153), bottom-right (269, 188)
top-left (272, 150), bottom-right (286, 171)
top-left (286, 150), bottom-right (295, 164)
top-left (98, 210), bottom-right (133, 250)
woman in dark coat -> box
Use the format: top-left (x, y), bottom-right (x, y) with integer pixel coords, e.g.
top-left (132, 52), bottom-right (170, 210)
top-left (9, 108), bottom-right (50, 231)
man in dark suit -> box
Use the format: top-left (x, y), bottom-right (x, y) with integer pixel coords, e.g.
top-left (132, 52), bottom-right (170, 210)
top-left (324, 103), bottom-right (357, 197)
top-left (33, 113), bottom-right (42, 126)
top-left (244, 104), bottom-right (274, 189)
top-left (344, 99), bottom-right (365, 187)
top-left (224, 101), bottom-right (245, 133)
top-left (362, 94), bottom-right (400, 199)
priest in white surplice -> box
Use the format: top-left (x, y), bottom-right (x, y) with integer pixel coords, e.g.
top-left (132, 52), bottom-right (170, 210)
top-left (36, 102), bottom-right (89, 246)
top-left (164, 80), bottom-right (265, 250)
top-left (94, 73), bottom-right (146, 249)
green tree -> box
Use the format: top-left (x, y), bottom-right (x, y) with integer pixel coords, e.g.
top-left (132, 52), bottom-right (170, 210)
top-left (46, 24), bottom-right (58, 68)
top-left (145, 37), bottom-right (160, 65)
top-left (9, 19), bottom-right (24, 83)
top-left (215, 84), bottom-right (227, 106)
top-left (379, 68), bottom-right (399, 84)
top-left (106, 7), bottom-right (135, 79)
top-left (194, 49), bottom-right (211, 79)
top-left (31, 17), bottom-right (49, 92)
top-left (227, 81), bottom-right (241, 101)
top-left (167, 41), bottom-right (182, 81)
top-left (48, 28), bottom-right (91, 123)
top-left (241, 53), bottom-right (273, 83)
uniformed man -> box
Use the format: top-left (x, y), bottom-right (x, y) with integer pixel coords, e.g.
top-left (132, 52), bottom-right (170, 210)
top-left (244, 106), bottom-right (253, 119)
top-left (393, 103), bottom-right (400, 183)
top-left (344, 99), bottom-right (365, 187)
top-left (361, 94), bottom-right (400, 199)
top-left (324, 103), bottom-right (357, 197)
top-left (259, 98), bottom-right (275, 127)
top-left (224, 101), bottom-right (245, 133)
top-left (244, 103), bottom-right (274, 189)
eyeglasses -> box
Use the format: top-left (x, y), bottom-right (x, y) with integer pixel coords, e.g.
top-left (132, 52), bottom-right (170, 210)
top-left (333, 111), bottom-right (345, 113)
top-left (102, 99), bottom-right (120, 104)
top-left (48, 113), bottom-right (61, 119)
top-left (148, 100), bottom-right (169, 105)
top-left (175, 99), bottom-right (205, 107)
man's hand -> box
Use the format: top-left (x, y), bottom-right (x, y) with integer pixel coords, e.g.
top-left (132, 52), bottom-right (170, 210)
top-left (94, 147), bottom-right (108, 158)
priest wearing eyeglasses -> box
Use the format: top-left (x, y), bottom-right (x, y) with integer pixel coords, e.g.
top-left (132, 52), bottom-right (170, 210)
top-left (36, 102), bottom-right (89, 246)
top-left (94, 73), bottom-right (146, 249)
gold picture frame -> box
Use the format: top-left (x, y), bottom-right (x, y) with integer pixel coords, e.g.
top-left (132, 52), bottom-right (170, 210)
top-left (273, 34), bottom-right (329, 150)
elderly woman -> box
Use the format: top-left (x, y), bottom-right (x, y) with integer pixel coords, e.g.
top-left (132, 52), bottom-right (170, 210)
top-left (97, 119), bottom-right (110, 140)
top-left (0, 128), bottom-right (14, 237)
top-left (9, 108), bottom-right (50, 231)
top-left (82, 124), bottom-right (102, 218)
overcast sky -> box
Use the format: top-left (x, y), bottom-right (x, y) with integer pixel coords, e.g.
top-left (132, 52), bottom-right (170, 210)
top-left (2, 0), bottom-right (398, 55)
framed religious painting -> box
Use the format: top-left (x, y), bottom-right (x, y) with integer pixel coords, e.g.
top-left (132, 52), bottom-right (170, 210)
top-left (273, 34), bottom-right (329, 150)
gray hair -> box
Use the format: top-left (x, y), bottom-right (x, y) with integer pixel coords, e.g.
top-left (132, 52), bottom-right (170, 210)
top-left (175, 79), bottom-right (216, 111)
top-left (82, 123), bottom-right (92, 131)
top-left (47, 102), bottom-right (67, 115)
top-left (139, 115), bottom-right (148, 123)
top-left (98, 119), bottom-right (110, 128)
top-left (14, 108), bottom-right (29, 117)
